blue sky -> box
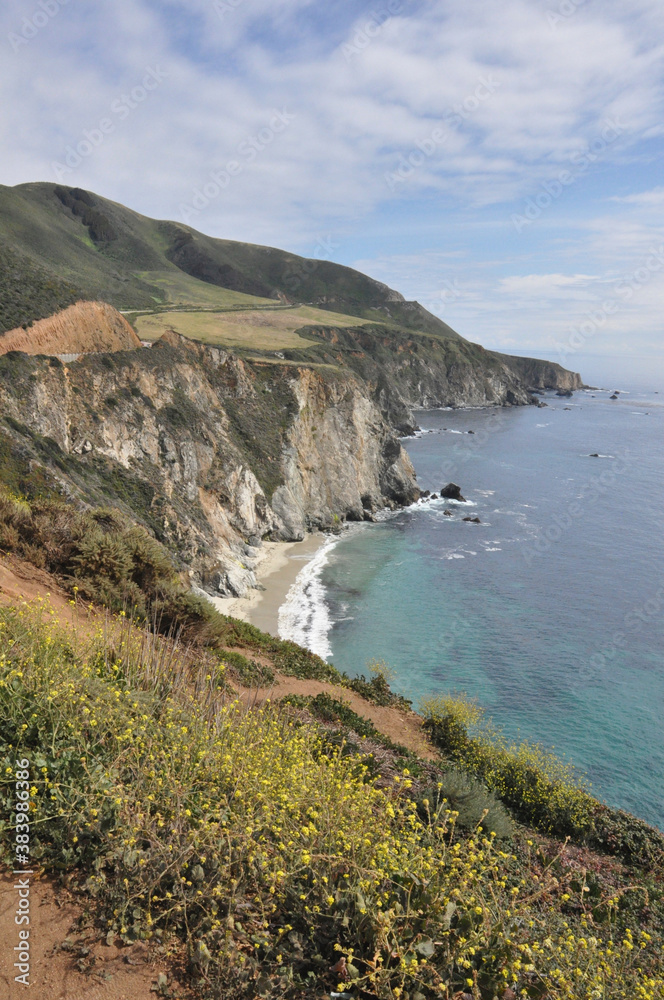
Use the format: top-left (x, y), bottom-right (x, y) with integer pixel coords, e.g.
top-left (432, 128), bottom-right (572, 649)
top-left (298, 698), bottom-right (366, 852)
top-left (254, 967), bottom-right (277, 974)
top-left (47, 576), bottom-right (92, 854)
top-left (2, 0), bottom-right (664, 365)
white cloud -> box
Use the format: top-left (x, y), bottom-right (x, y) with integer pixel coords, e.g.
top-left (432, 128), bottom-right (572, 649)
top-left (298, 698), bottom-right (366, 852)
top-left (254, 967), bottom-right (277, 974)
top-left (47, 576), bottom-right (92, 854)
top-left (611, 187), bottom-right (664, 205)
top-left (0, 0), bottom-right (663, 357)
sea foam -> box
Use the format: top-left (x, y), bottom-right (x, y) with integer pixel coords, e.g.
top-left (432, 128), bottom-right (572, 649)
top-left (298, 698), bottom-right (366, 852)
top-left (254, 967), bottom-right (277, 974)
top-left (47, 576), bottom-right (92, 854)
top-left (277, 535), bottom-right (339, 658)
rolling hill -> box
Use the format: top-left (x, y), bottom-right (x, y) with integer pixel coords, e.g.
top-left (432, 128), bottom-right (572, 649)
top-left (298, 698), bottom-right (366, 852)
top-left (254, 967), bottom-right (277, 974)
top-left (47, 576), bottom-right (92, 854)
top-left (0, 181), bottom-right (461, 340)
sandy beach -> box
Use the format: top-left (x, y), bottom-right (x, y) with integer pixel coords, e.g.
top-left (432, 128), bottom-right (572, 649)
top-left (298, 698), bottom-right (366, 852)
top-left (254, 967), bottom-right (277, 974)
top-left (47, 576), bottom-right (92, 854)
top-left (211, 532), bottom-right (327, 637)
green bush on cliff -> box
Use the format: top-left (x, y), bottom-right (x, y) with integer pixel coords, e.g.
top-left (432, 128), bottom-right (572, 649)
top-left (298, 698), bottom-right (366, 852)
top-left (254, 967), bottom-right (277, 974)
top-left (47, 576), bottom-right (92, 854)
top-left (220, 649), bottom-right (275, 686)
top-left (416, 768), bottom-right (513, 840)
top-left (422, 695), bottom-right (664, 868)
top-left (345, 659), bottom-right (412, 709)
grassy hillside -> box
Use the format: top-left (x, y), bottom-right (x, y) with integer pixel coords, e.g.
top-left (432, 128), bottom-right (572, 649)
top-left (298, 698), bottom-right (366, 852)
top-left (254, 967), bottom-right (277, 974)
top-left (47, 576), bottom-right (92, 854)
top-left (134, 304), bottom-right (370, 350)
top-left (0, 182), bottom-right (461, 341)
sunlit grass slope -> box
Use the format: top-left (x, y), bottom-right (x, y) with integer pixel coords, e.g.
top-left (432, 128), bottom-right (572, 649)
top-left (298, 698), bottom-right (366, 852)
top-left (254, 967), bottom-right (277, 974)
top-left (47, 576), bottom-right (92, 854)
top-left (135, 304), bottom-right (370, 350)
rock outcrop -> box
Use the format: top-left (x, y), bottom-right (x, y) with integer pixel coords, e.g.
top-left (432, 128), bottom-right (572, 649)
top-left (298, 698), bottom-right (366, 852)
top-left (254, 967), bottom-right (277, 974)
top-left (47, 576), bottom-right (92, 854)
top-left (501, 354), bottom-right (583, 393)
top-left (440, 483), bottom-right (466, 502)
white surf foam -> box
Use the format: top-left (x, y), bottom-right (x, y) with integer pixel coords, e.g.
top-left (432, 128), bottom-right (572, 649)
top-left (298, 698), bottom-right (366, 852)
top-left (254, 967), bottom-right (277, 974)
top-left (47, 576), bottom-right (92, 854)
top-left (277, 535), bottom-right (339, 659)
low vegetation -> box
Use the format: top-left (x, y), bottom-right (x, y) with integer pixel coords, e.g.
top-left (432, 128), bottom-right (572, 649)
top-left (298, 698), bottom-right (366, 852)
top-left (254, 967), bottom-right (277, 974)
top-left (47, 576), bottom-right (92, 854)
top-left (1, 606), bottom-right (663, 999)
top-left (0, 242), bottom-right (81, 334)
top-left (0, 486), bottom-right (342, 682)
top-left (421, 694), bottom-right (664, 869)
top-left (134, 304), bottom-right (369, 352)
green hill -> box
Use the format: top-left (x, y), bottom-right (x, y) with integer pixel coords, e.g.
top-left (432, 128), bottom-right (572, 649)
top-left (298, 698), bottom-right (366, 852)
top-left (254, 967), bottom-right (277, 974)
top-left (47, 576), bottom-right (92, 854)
top-left (0, 181), bottom-right (461, 339)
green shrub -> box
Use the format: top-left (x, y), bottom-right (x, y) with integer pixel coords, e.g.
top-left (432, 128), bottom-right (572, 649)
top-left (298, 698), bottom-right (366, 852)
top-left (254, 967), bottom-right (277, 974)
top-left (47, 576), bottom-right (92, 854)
top-left (342, 659), bottom-right (411, 710)
top-left (282, 692), bottom-right (379, 741)
top-left (272, 640), bottom-right (340, 682)
top-left (220, 649), bottom-right (274, 686)
top-left (416, 768), bottom-right (513, 839)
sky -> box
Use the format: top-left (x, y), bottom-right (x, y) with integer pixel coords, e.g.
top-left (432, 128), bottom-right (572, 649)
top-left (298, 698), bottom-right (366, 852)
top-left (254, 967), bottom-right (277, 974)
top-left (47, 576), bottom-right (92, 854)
top-left (1, 0), bottom-right (664, 368)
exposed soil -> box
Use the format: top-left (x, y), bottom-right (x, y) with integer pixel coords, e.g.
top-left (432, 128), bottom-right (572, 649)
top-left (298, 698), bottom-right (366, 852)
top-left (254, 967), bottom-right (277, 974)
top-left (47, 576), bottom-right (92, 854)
top-left (0, 553), bottom-right (74, 610)
top-left (0, 301), bottom-right (141, 356)
top-left (237, 675), bottom-right (436, 760)
top-left (0, 872), bottom-right (186, 1000)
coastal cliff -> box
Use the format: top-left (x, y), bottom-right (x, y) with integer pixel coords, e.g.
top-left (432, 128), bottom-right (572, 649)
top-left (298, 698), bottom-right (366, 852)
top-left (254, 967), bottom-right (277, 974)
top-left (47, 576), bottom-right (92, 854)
top-left (297, 325), bottom-right (582, 431)
top-left (0, 182), bottom-right (583, 598)
top-left (0, 334), bottom-right (418, 597)
top-left (0, 322), bottom-right (581, 598)
top-left (501, 353), bottom-right (584, 392)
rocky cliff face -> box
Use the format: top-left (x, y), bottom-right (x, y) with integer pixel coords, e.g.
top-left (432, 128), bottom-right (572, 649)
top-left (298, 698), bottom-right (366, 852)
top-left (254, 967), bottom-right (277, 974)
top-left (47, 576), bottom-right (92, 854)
top-left (500, 354), bottom-right (584, 392)
top-left (294, 326), bottom-right (582, 432)
top-left (0, 313), bottom-right (583, 599)
top-left (0, 334), bottom-right (418, 597)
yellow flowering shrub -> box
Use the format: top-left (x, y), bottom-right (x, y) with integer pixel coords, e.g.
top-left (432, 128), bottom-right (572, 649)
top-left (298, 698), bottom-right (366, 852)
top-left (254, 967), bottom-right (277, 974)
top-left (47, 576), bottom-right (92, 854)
top-left (0, 605), bottom-right (663, 998)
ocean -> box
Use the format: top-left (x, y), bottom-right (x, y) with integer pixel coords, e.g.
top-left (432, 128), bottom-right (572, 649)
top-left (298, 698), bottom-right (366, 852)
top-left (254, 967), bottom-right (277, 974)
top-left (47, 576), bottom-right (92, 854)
top-left (278, 354), bottom-right (664, 830)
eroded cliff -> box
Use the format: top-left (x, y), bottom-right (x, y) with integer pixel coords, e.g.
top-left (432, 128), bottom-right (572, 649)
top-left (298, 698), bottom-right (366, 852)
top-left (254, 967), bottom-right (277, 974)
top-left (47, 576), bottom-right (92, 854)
top-left (0, 334), bottom-right (418, 597)
top-left (263, 324), bottom-right (583, 433)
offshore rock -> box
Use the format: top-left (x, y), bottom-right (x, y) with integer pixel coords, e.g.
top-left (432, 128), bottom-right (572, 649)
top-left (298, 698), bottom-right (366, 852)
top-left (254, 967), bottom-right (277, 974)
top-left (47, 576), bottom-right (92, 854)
top-left (440, 483), bottom-right (466, 502)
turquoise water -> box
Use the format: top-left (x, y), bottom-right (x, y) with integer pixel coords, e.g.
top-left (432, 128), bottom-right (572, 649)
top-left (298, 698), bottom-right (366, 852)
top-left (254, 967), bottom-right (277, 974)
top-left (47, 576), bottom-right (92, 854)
top-left (283, 355), bottom-right (664, 829)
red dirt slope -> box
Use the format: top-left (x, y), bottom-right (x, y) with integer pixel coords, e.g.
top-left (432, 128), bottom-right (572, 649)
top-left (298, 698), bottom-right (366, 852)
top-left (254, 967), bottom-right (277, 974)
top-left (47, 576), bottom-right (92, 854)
top-left (0, 301), bottom-right (141, 356)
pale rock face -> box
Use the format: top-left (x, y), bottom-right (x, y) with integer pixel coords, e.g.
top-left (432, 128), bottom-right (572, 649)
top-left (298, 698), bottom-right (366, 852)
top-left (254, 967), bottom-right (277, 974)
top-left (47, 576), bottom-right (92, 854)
top-left (271, 367), bottom-right (417, 539)
top-left (0, 336), bottom-right (418, 597)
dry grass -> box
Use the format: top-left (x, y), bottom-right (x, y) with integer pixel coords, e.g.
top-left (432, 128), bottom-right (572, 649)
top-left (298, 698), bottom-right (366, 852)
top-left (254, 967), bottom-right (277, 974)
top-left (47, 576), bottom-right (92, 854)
top-left (135, 305), bottom-right (370, 350)
top-left (0, 301), bottom-right (141, 356)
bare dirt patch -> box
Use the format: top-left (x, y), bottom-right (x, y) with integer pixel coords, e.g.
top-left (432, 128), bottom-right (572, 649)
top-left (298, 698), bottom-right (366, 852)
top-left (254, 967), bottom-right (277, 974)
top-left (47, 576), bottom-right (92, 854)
top-left (238, 674), bottom-right (436, 760)
top-left (0, 872), bottom-right (185, 1000)
top-left (0, 301), bottom-right (140, 356)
